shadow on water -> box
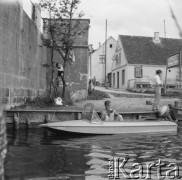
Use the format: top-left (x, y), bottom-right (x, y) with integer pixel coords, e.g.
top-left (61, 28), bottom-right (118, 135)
top-left (4, 122), bottom-right (182, 180)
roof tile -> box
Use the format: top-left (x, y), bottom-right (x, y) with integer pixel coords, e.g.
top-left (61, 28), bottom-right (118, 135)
top-left (120, 35), bottom-right (182, 65)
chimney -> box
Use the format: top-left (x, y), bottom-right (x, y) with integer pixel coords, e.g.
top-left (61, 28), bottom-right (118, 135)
top-left (99, 42), bottom-right (101, 47)
top-left (153, 32), bottom-right (160, 43)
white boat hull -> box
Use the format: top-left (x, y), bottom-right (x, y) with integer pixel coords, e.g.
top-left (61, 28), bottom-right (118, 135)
top-left (40, 120), bottom-right (177, 135)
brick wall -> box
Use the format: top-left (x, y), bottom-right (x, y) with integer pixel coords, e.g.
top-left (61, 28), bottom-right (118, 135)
top-left (0, 0), bottom-right (47, 109)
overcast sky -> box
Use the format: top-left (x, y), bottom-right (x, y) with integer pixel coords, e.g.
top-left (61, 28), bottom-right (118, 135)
top-left (78, 0), bottom-right (182, 49)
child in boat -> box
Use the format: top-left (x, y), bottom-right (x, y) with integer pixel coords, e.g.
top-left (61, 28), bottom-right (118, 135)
top-left (101, 100), bottom-right (123, 121)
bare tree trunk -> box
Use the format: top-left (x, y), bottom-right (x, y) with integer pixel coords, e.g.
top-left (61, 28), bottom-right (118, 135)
top-left (62, 76), bottom-right (66, 98)
top-left (49, 47), bottom-right (55, 99)
top-left (61, 60), bottom-right (67, 98)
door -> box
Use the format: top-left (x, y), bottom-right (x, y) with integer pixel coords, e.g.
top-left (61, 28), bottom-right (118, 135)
top-left (113, 73), bottom-right (115, 87)
top-left (108, 73), bottom-right (111, 87)
top-left (117, 72), bottom-right (119, 88)
top-left (122, 70), bottom-right (125, 85)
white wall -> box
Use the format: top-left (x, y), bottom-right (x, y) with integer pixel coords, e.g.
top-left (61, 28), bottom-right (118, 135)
top-left (91, 37), bottom-right (116, 84)
top-left (111, 36), bottom-right (128, 89)
top-left (112, 37), bottom-right (127, 71)
top-left (112, 66), bottom-right (127, 89)
top-left (166, 67), bottom-right (179, 83)
top-left (111, 65), bottom-right (175, 89)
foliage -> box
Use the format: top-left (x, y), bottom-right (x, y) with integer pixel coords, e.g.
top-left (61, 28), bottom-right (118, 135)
top-left (39, 0), bottom-right (88, 99)
top-left (87, 89), bottom-right (110, 100)
top-left (15, 95), bottom-right (73, 109)
top-left (111, 92), bottom-right (153, 98)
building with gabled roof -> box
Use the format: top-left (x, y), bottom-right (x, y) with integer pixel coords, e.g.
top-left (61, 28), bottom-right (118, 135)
top-left (90, 36), bottom-right (117, 85)
top-left (111, 33), bottom-right (182, 89)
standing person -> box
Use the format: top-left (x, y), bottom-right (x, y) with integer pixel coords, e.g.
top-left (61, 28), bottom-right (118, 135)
top-left (101, 100), bottom-right (123, 121)
top-left (152, 70), bottom-right (162, 111)
top-left (93, 76), bottom-right (96, 87)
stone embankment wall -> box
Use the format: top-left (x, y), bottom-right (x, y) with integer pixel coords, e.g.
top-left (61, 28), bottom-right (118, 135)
top-left (0, 0), bottom-right (47, 109)
top-left (0, 110), bottom-right (6, 180)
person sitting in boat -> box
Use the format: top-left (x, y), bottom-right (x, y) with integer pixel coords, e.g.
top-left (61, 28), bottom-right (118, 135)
top-left (101, 100), bottom-right (123, 121)
top-left (158, 105), bottom-right (178, 122)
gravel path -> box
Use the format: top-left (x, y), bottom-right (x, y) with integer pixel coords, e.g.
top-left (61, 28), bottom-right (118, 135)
top-left (74, 87), bottom-right (179, 112)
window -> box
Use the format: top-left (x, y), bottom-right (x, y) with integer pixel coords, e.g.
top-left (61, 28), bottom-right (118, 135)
top-left (119, 52), bottom-right (121, 63)
top-left (115, 53), bottom-right (121, 64)
top-left (99, 55), bottom-right (105, 64)
top-left (134, 66), bottom-right (143, 78)
top-left (110, 44), bottom-right (112, 48)
top-left (115, 54), bottom-right (119, 64)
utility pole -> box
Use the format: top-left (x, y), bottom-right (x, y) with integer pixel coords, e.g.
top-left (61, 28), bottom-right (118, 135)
top-left (105, 19), bottom-right (107, 85)
top-left (180, 50), bottom-right (182, 98)
top-left (164, 19), bottom-right (166, 38)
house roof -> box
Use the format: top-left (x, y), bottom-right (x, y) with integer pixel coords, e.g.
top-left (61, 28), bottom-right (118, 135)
top-left (94, 36), bottom-right (116, 52)
top-left (119, 35), bottom-right (182, 65)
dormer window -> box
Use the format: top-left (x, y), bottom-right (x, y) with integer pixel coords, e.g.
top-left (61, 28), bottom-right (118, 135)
top-left (110, 44), bottom-right (112, 48)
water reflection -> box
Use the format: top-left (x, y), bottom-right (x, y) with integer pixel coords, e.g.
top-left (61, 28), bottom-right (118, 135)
top-left (5, 123), bottom-right (182, 180)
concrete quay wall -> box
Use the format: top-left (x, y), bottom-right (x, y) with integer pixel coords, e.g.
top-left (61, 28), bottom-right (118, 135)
top-left (5, 109), bottom-right (157, 129)
top-left (0, 0), bottom-right (47, 109)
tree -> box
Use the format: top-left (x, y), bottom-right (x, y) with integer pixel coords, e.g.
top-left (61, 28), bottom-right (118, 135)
top-left (40, 0), bottom-right (88, 99)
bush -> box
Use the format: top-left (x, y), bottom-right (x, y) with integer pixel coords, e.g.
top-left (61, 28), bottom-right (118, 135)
top-left (87, 89), bottom-right (110, 100)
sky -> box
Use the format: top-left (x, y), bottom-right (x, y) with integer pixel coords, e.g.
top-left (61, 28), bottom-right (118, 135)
top-left (26, 0), bottom-right (182, 50)
top-left (77, 0), bottom-right (182, 49)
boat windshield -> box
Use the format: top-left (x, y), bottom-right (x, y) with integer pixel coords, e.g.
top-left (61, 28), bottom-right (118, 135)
top-left (82, 103), bottom-right (102, 123)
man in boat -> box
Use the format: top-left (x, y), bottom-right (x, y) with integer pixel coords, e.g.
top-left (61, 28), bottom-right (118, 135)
top-left (101, 100), bottom-right (123, 121)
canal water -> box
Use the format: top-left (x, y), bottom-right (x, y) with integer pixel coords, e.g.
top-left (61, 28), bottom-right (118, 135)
top-left (4, 123), bottom-right (182, 180)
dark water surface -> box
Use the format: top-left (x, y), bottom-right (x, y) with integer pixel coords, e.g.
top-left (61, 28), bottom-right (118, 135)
top-left (4, 123), bottom-right (182, 180)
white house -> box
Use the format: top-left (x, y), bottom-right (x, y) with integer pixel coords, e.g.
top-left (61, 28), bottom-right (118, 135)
top-left (89, 36), bottom-right (117, 85)
top-left (111, 33), bottom-right (182, 89)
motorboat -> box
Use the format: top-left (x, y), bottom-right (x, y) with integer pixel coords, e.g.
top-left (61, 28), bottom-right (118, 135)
top-left (39, 119), bottom-right (177, 135)
top-left (39, 104), bottom-right (177, 135)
